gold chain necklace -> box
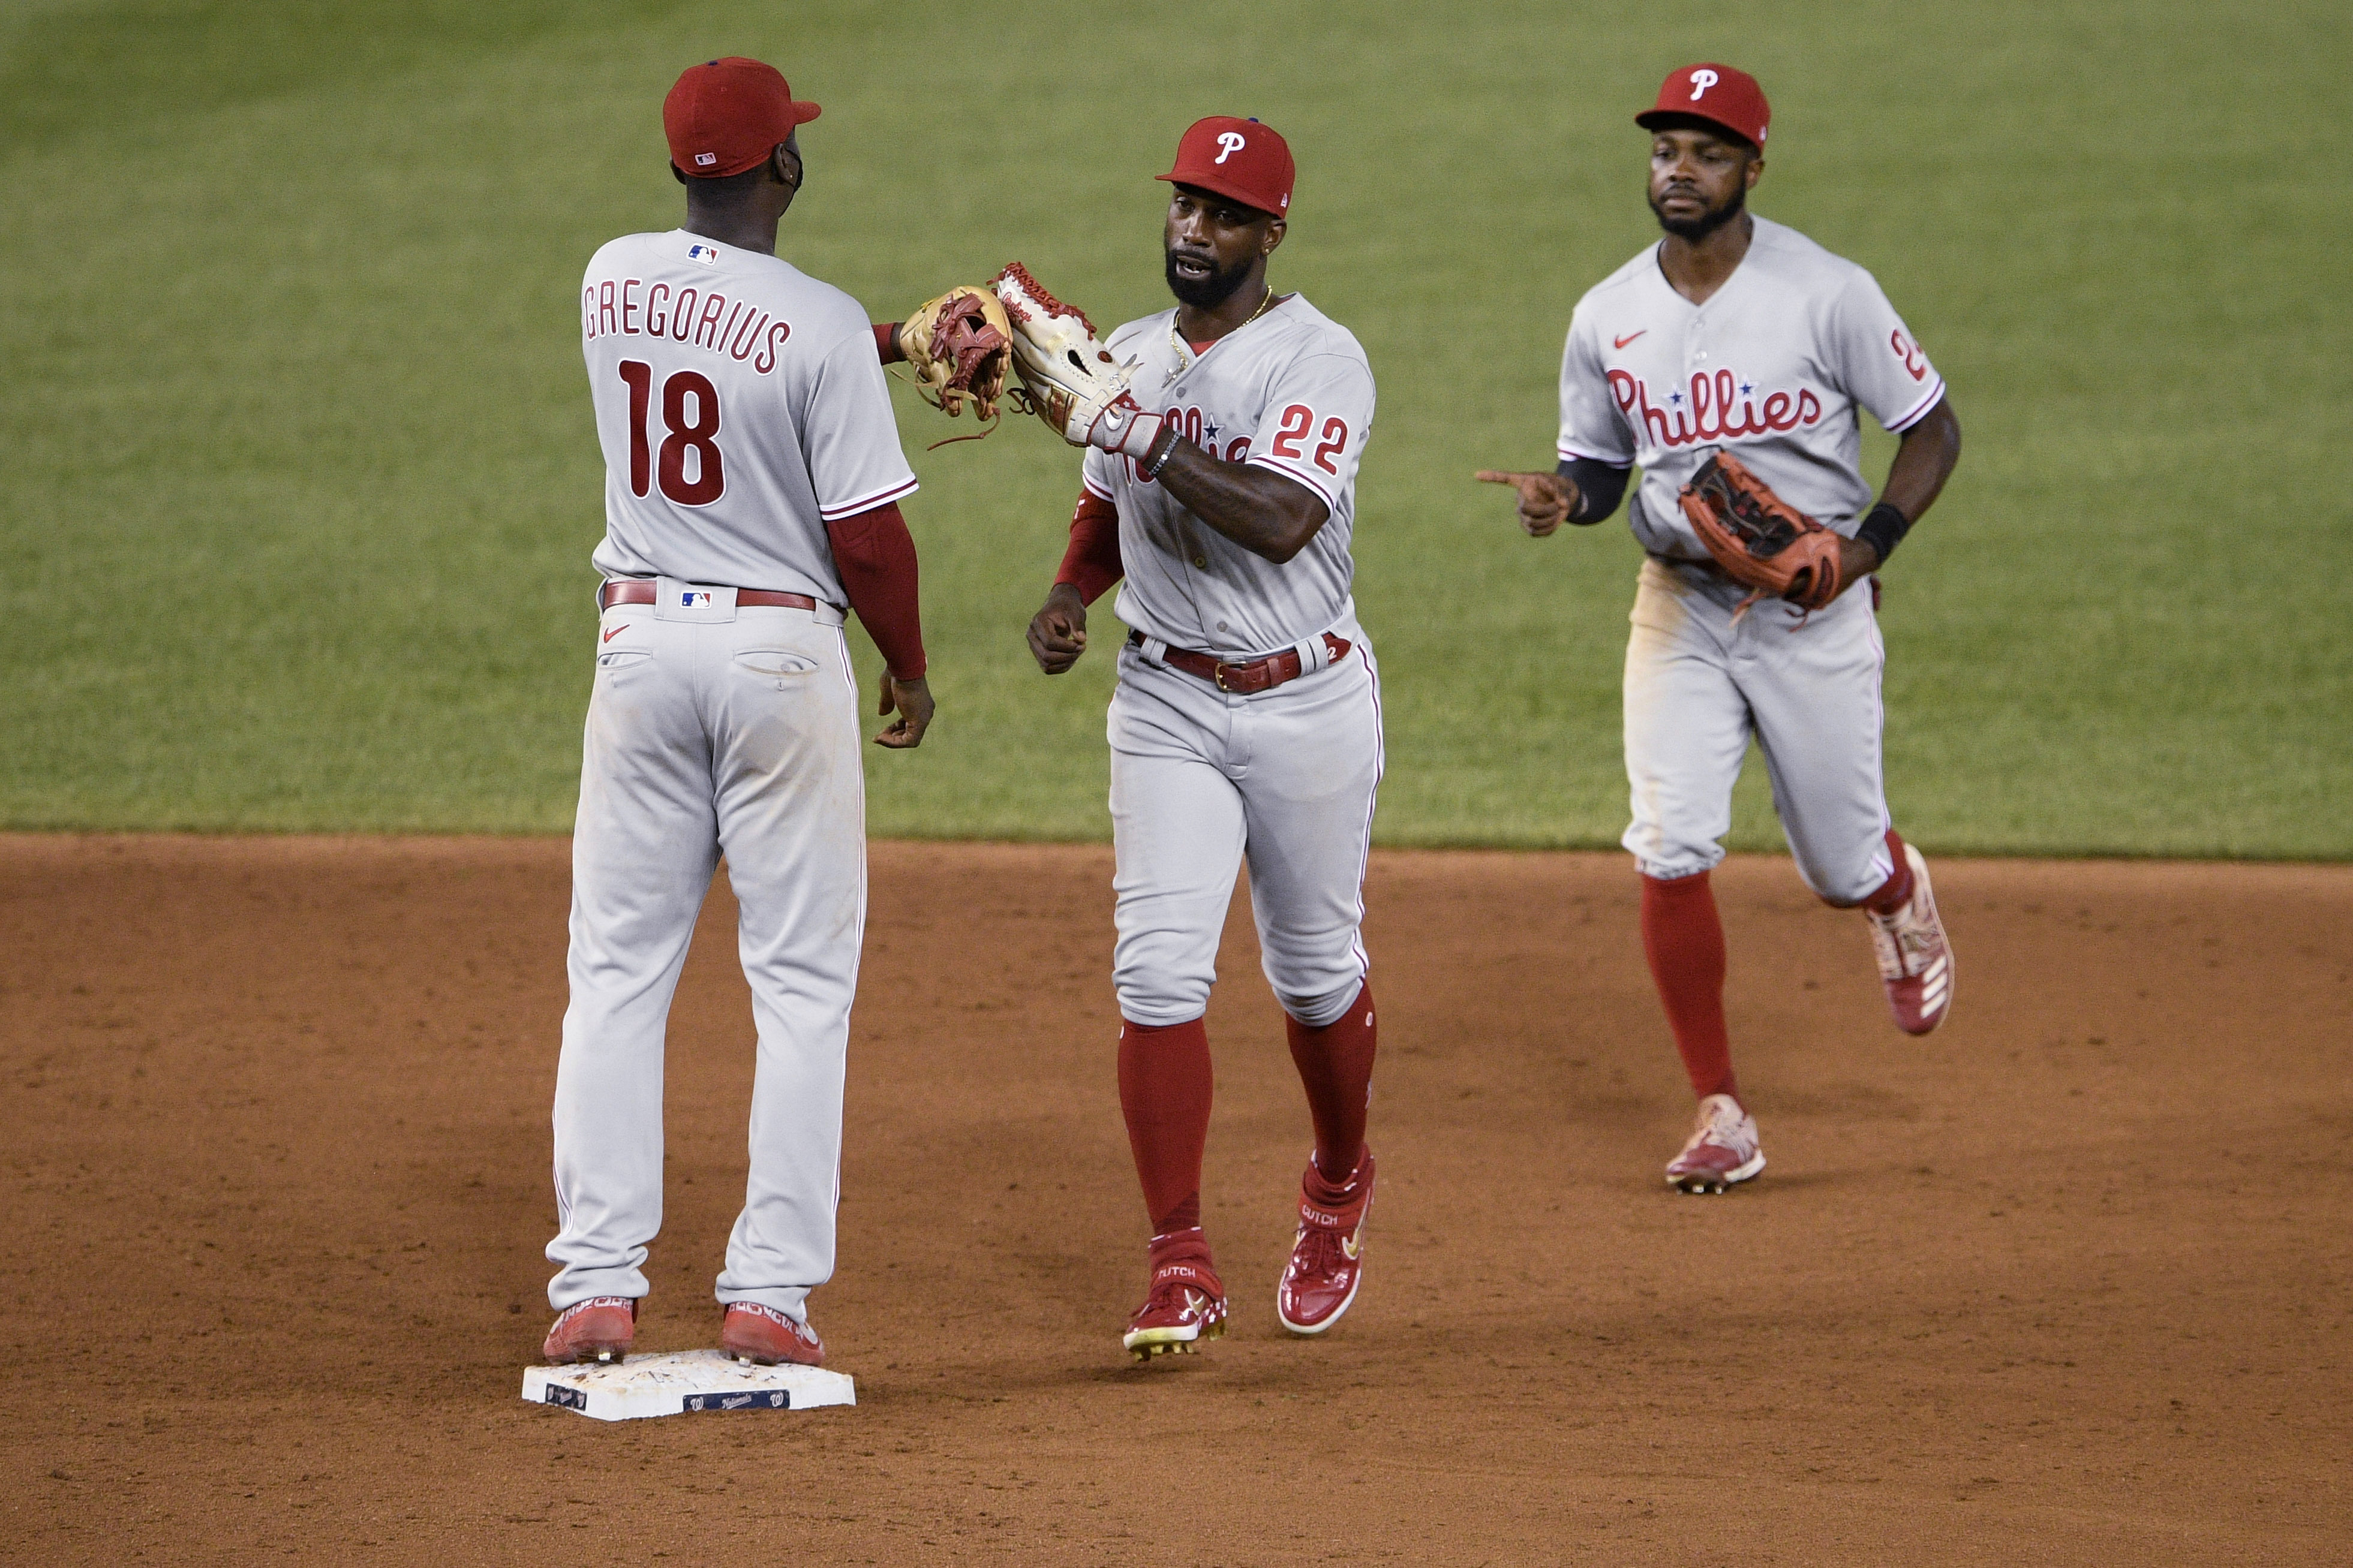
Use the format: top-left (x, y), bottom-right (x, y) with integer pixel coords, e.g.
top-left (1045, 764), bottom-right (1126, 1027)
top-left (1165, 285), bottom-right (1279, 385)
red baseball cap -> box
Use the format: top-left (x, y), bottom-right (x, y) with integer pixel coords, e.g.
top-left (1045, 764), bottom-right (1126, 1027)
top-left (1636, 63), bottom-right (1770, 149)
top-left (663, 57), bottom-right (821, 179)
top-left (1156, 116), bottom-right (1294, 217)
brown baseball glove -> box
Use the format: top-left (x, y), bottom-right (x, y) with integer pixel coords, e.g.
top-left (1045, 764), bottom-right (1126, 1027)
top-left (896, 286), bottom-right (1013, 424)
top-left (1678, 449), bottom-right (1847, 616)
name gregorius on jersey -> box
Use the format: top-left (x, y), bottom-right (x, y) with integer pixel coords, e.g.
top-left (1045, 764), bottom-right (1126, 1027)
top-left (581, 274), bottom-right (795, 376)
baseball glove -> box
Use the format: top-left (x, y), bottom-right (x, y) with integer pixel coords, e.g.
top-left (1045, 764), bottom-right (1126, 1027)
top-left (992, 262), bottom-right (1154, 455)
top-left (1678, 449), bottom-right (1847, 617)
top-left (896, 286), bottom-right (1013, 423)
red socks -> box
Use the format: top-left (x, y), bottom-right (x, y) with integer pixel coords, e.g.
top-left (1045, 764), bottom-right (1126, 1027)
top-left (1119, 986), bottom-right (1377, 1236)
top-left (1864, 829), bottom-right (1914, 916)
top-left (1285, 982), bottom-right (1378, 1184)
top-left (1642, 836), bottom-right (1909, 1103)
top-left (1117, 1017), bottom-right (1213, 1236)
top-left (1639, 872), bottom-right (1739, 1103)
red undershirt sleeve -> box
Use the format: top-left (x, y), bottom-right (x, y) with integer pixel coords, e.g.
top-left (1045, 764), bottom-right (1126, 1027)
top-left (873, 321), bottom-right (904, 364)
top-left (825, 500), bottom-right (925, 680)
top-left (1056, 491), bottom-right (1124, 605)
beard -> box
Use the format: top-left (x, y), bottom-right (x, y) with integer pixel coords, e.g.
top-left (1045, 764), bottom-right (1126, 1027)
top-left (1649, 181), bottom-right (1747, 242)
top-left (1164, 246), bottom-right (1255, 308)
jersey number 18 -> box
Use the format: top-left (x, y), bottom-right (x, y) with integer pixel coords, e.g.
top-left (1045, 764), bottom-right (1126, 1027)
top-left (617, 360), bottom-right (725, 506)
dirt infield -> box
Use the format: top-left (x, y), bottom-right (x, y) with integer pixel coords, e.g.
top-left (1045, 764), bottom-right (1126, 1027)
top-left (6, 836), bottom-right (2346, 1564)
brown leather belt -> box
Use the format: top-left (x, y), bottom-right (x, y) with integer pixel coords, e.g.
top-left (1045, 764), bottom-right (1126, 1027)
top-left (599, 580), bottom-right (822, 612)
top-left (1128, 630), bottom-right (1353, 694)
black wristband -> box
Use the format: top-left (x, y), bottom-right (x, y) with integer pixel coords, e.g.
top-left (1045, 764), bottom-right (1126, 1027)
top-left (1855, 501), bottom-right (1912, 567)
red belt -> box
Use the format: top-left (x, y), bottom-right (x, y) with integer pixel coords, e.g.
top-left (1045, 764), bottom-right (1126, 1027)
top-left (599, 580), bottom-right (822, 612)
top-left (1129, 630), bottom-right (1352, 694)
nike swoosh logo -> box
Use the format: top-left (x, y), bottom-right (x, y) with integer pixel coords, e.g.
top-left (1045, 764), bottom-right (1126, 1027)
top-left (602, 624), bottom-right (630, 643)
top-left (1614, 330), bottom-right (1647, 349)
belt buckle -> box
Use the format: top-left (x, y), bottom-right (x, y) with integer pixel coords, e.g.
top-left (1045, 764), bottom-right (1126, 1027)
top-left (1213, 662), bottom-right (1233, 693)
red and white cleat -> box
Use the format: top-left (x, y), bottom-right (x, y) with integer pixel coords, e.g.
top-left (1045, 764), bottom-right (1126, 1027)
top-left (542, 1295), bottom-right (636, 1364)
top-left (1277, 1149), bottom-right (1375, 1335)
top-left (720, 1302), bottom-right (825, 1367)
top-left (1868, 841), bottom-right (1955, 1036)
top-left (1122, 1230), bottom-right (1228, 1361)
top-left (1666, 1094), bottom-right (1765, 1194)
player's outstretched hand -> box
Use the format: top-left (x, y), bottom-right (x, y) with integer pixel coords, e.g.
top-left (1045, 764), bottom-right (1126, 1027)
top-left (1475, 469), bottom-right (1579, 538)
top-left (1027, 583), bottom-right (1089, 675)
top-left (875, 674), bottom-right (933, 749)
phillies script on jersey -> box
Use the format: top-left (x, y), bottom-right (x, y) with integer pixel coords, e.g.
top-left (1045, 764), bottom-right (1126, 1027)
top-left (581, 275), bottom-right (795, 376)
top-left (1607, 368), bottom-right (1823, 449)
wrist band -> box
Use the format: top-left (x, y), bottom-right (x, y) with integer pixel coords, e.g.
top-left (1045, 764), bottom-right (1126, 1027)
top-left (1141, 422), bottom-right (1180, 478)
top-left (1855, 501), bottom-right (1912, 565)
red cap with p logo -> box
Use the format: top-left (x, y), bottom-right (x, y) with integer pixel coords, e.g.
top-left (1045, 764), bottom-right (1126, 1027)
top-left (1156, 116), bottom-right (1296, 217)
top-left (663, 57), bottom-right (822, 179)
top-left (1636, 64), bottom-right (1771, 148)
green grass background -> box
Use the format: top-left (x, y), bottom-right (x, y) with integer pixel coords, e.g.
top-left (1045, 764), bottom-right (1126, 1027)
top-left (2, 0), bottom-right (2346, 854)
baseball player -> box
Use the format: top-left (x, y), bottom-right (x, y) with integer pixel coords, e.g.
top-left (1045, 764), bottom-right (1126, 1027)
top-left (542, 58), bottom-right (937, 1367)
top-left (1021, 118), bottom-right (1384, 1358)
top-left (1478, 64), bottom-right (1963, 1194)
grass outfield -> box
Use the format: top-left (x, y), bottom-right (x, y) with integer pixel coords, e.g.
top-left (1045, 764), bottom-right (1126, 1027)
top-left (2, 0), bottom-right (2346, 854)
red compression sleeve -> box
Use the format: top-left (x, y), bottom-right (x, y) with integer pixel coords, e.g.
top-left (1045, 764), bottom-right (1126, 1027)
top-left (1285, 982), bottom-right (1378, 1184)
top-left (873, 321), bottom-right (904, 364)
top-left (1056, 491), bottom-right (1124, 605)
top-left (825, 501), bottom-right (925, 680)
top-left (1119, 1017), bottom-right (1212, 1238)
top-left (1863, 828), bottom-right (1915, 915)
top-left (1640, 871), bottom-right (1739, 1103)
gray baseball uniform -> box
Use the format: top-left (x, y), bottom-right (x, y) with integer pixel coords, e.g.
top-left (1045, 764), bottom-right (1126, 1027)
top-left (549, 229), bottom-right (916, 1321)
top-left (1556, 217), bottom-right (1944, 900)
top-left (1083, 296), bottom-right (1382, 1028)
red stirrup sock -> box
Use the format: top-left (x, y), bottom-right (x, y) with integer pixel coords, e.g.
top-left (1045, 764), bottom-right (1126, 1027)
top-left (1284, 981), bottom-right (1378, 1185)
top-left (1117, 1017), bottom-right (1213, 1236)
top-left (1639, 871), bottom-right (1739, 1103)
top-left (1864, 828), bottom-right (1914, 916)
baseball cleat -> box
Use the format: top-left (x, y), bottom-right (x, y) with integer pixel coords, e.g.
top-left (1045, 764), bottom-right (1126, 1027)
top-left (1122, 1230), bottom-right (1228, 1361)
top-left (542, 1295), bottom-right (637, 1364)
top-left (720, 1302), bottom-right (825, 1367)
top-left (1867, 842), bottom-right (1955, 1036)
top-left (1666, 1094), bottom-right (1765, 1194)
top-left (1277, 1149), bottom-right (1375, 1335)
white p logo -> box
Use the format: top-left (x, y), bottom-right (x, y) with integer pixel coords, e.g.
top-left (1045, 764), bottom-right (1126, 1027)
top-left (1689, 68), bottom-right (1720, 100)
top-left (1215, 131), bottom-right (1247, 164)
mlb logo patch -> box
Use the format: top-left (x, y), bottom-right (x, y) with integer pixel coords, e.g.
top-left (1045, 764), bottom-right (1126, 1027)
top-left (687, 243), bottom-right (720, 265)
top-left (694, 152), bottom-right (717, 167)
top-left (681, 591), bottom-right (713, 609)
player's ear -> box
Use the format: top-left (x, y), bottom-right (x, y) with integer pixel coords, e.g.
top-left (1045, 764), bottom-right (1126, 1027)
top-left (1745, 155), bottom-right (1764, 191)
top-left (1263, 216), bottom-right (1287, 257)
top-left (672, 162), bottom-right (687, 185)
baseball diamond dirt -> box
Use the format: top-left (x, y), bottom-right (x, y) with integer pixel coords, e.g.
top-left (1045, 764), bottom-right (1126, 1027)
top-left (7, 835), bottom-right (2347, 1563)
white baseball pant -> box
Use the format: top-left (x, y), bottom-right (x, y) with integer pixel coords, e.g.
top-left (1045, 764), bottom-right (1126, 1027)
top-left (548, 587), bottom-right (865, 1322)
top-left (1108, 625), bottom-right (1384, 1029)
top-left (1622, 558), bottom-right (1897, 904)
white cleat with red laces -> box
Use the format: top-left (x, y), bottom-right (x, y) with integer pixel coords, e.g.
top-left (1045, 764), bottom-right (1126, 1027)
top-left (1867, 842), bottom-right (1955, 1036)
top-left (1666, 1094), bottom-right (1765, 1194)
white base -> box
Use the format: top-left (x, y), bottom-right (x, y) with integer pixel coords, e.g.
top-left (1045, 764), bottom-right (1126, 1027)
top-left (521, 1349), bottom-right (855, 1422)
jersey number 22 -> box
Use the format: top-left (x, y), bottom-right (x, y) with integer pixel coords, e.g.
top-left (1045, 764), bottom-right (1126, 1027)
top-left (618, 360), bottom-right (724, 506)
